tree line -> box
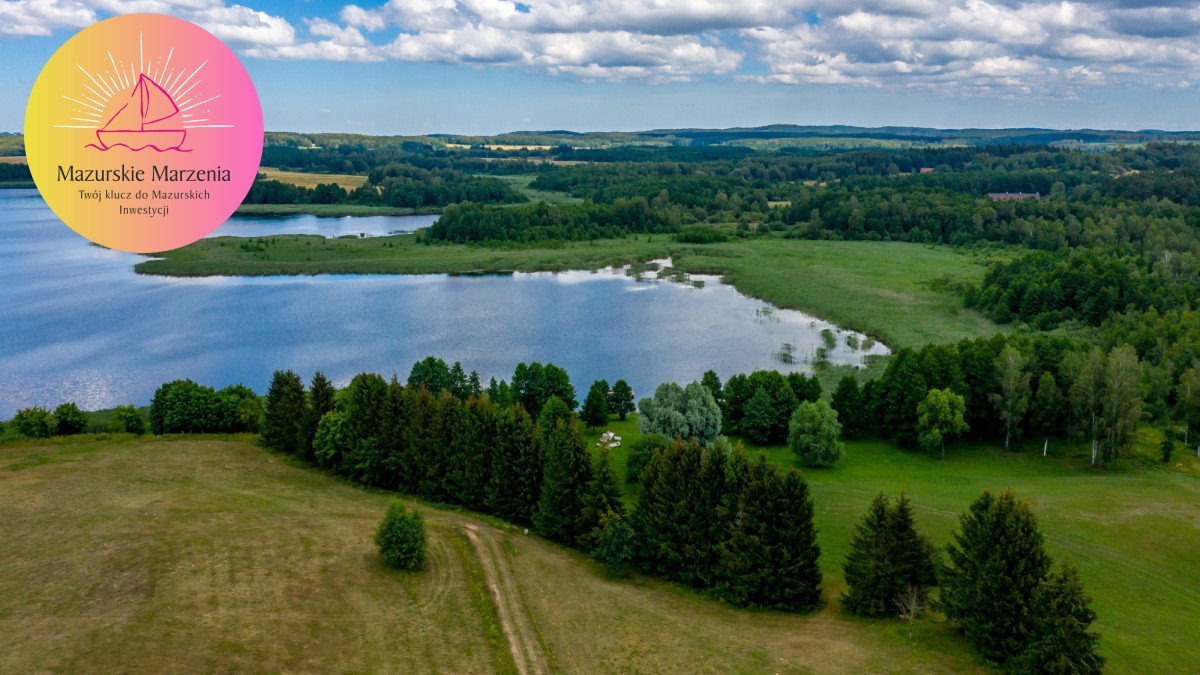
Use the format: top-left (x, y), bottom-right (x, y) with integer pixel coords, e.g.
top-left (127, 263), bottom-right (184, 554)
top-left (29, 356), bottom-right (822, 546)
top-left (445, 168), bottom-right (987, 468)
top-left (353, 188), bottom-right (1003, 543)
top-left (244, 164), bottom-right (527, 209)
top-left (260, 357), bottom-right (825, 611)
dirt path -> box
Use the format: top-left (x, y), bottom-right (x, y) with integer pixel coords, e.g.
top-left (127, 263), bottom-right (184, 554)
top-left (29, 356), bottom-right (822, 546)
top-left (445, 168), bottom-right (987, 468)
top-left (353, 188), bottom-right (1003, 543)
top-left (463, 523), bottom-right (549, 675)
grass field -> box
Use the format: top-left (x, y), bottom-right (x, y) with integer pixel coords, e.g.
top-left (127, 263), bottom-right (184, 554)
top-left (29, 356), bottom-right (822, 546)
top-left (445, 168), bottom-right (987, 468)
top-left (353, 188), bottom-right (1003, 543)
top-left (258, 167), bottom-right (369, 189)
top-left (490, 174), bottom-right (585, 205)
top-left (580, 416), bottom-right (1200, 673)
top-left (0, 156), bottom-right (26, 164)
top-left (672, 239), bottom-right (1004, 347)
top-left (0, 435), bottom-right (985, 673)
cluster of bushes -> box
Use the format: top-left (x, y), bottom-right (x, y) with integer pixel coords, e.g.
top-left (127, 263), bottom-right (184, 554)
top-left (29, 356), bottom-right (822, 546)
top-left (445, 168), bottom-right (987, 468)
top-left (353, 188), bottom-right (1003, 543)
top-left (9, 402), bottom-right (145, 438)
top-left (841, 490), bottom-right (1103, 671)
top-left (148, 380), bottom-right (264, 434)
top-left (710, 369), bottom-right (823, 444)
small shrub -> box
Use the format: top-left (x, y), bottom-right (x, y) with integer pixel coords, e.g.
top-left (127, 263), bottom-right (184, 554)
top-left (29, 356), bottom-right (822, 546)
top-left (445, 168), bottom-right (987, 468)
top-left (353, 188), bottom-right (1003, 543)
top-left (52, 402), bottom-right (88, 436)
top-left (111, 405), bottom-right (146, 435)
top-left (375, 501), bottom-right (426, 571)
top-left (13, 406), bottom-right (53, 438)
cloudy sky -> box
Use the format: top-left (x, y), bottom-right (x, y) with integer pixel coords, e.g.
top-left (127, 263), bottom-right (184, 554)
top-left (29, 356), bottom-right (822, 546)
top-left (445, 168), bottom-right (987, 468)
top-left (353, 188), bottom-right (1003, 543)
top-left (3, 0), bottom-right (1197, 133)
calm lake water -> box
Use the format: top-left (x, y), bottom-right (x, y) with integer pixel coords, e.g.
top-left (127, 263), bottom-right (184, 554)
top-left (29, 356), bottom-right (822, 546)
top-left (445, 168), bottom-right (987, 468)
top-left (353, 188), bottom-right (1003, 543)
top-left (0, 189), bottom-right (887, 418)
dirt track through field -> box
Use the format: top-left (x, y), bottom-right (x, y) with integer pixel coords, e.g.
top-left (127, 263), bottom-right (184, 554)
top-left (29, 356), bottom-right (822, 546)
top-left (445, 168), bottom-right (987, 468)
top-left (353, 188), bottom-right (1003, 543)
top-left (463, 523), bottom-right (549, 675)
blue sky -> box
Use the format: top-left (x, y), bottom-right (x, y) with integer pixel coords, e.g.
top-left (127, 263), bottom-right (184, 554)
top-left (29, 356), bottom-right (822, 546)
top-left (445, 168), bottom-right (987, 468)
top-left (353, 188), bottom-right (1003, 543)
top-left (3, 0), bottom-right (1198, 134)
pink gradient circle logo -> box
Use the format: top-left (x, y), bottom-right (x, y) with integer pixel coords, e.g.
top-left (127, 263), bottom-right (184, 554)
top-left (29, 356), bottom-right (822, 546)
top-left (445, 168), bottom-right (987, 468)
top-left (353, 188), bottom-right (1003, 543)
top-left (25, 14), bottom-right (263, 253)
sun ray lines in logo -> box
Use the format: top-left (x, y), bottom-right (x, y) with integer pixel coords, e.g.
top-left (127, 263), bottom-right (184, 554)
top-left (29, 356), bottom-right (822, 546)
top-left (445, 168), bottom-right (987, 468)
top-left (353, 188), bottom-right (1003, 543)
top-left (55, 34), bottom-right (231, 133)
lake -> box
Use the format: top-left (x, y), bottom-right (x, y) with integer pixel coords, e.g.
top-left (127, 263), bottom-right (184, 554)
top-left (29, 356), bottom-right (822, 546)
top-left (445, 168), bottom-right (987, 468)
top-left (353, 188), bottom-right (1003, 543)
top-left (0, 189), bottom-right (887, 418)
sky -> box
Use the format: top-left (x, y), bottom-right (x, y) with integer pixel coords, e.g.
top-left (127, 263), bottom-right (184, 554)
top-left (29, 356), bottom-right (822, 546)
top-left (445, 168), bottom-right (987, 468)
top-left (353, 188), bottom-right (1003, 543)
top-left (2, 0), bottom-right (1198, 134)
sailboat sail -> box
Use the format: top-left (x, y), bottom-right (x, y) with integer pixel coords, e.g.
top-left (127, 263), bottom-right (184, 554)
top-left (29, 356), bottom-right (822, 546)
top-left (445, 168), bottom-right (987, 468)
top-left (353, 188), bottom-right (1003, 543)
top-left (95, 73), bottom-right (187, 151)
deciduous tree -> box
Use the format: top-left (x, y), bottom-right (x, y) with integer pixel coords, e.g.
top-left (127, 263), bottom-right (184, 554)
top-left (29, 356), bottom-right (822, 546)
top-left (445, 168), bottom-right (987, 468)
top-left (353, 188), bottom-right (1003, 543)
top-left (788, 399), bottom-right (843, 467)
top-left (917, 388), bottom-right (968, 460)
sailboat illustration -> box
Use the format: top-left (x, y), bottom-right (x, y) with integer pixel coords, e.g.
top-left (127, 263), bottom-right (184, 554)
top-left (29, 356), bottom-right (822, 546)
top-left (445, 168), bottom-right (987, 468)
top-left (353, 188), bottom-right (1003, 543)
top-left (94, 73), bottom-right (188, 152)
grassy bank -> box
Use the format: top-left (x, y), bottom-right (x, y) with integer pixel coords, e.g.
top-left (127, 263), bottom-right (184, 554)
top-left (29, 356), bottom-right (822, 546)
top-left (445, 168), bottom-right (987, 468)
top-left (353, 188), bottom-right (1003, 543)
top-left (672, 239), bottom-right (1004, 347)
top-left (136, 233), bottom-right (680, 276)
top-left (581, 415), bottom-right (1200, 673)
top-left (0, 435), bottom-right (979, 672)
top-left (136, 235), bottom-right (1000, 347)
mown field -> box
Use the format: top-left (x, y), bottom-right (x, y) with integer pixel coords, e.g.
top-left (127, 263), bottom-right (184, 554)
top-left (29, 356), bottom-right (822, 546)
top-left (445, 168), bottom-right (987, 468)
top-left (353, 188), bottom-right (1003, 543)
top-left (1, 435), bottom-right (984, 673)
top-left (258, 167), bottom-right (369, 190)
top-left (581, 416), bottom-right (1200, 673)
top-left (135, 236), bottom-right (998, 348)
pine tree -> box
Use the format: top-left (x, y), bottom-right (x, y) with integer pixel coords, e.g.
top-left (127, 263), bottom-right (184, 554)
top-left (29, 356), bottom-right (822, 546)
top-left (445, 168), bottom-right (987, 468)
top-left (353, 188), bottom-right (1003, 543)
top-left (533, 418), bottom-right (593, 546)
top-left (1014, 563), bottom-right (1105, 674)
top-left (581, 379), bottom-right (610, 428)
top-left (263, 370), bottom-right (307, 456)
top-left (941, 490), bottom-right (1052, 664)
top-left (609, 379), bottom-right (635, 420)
top-left (305, 371), bottom-right (337, 461)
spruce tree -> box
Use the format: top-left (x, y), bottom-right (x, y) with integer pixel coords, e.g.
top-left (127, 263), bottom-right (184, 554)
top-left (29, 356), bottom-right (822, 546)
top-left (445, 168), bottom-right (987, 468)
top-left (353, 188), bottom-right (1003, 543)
top-left (581, 379), bottom-right (610, 428)
top-left (609, 379), bottom-right (635, 420)
top-left (263, 370), bottom-right (307, 456)
top-left (842, 492), bottom-right (938, 618)
top-left (841, 493), bottom-right (895, 617)
top-left (533, 418), bottom-right (593, 546)
top-left (717, 459), bottom-right (822, 611)
top-left (305, 371), bottom-right (337, 461)
top-left (486, 404), bottom-right (540, 525)
top-left (580, 448), bottom-right (625, 546)
top-left (591, 511), bottom-right (635, 576)
top-left (941, 490), bottom-right (1052, 664)
top-left (1014, 562), bottom-right (1105, 674)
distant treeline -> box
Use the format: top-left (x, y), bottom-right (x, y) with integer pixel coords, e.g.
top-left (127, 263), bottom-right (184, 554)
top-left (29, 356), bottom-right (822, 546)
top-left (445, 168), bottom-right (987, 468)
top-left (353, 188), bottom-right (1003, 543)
top-left (244, 163), bottom-right (526, 209)
top-left (0, 163), bottom-right (32, 183)
top-left (426, 199), bottom-right (691, 243)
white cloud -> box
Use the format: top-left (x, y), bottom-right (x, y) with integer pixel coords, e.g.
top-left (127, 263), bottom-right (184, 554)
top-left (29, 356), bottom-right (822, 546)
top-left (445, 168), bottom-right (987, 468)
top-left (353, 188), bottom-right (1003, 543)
top-left (0, 0), bottom-right (95, 36)
top-left (3, 0), bottom-right (1200, 90)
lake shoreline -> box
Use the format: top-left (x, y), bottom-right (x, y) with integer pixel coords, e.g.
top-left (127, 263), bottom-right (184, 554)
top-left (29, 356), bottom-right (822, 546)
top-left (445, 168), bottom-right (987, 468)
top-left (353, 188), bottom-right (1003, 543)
top-left (133, 234), bottom-right (999, 348)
